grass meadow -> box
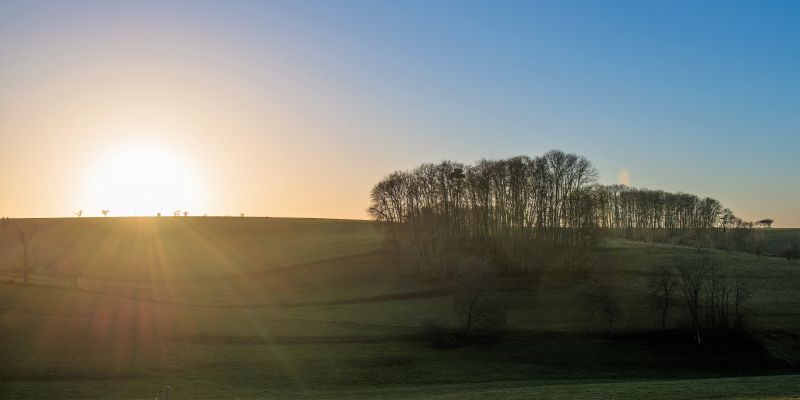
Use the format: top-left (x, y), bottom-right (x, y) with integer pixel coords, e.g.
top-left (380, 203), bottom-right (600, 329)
top-left (1, 217), bottom-right (798, 399)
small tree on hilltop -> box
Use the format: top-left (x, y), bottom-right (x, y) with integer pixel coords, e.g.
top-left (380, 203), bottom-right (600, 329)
top-left (756, 218), bottom-right (774, 228)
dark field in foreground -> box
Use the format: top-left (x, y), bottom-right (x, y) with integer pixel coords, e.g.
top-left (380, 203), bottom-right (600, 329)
top-left (1, 217), bottom-right (799, 399)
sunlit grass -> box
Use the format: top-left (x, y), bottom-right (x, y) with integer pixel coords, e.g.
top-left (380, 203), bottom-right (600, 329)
top-left (1, 218), bottom-right (798, 399)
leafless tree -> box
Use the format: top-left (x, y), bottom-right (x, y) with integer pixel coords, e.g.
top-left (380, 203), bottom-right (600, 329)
top-left (453, 259), bottom-right (506, 336)
top-left (584, 279), bottom-right (622, 336)
top-left (750, 228), bottom-right (766, 256)
top-left (0, 217), bottom-right (6, 273)
top-left (369, 150), bottom-right (759, 278)
top-left (183, 211), bottom-right (189, 217)
top-left (75, 210), bottom-right (83, 218)
top-left (101, 210), bottom-right (110, 217)
top-left (779, 244), bottom-right (799, 262)
top-left (733, 277), bottom-right (751, 334)
top-left (173, 210), bottom-right (181, 217)
top-left (704, 264), bottom-right (732, 346)
top-left (676, 258), bottom-right (709, 345)
top-left (648, 265), bottom-right (677, 333)
top-left (13, 225), bottom-right (38, 285)
top-left (57, 242), bottom-right (84, 289)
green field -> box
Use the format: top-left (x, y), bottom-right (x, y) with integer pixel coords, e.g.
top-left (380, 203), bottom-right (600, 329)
top-left (1, 217), bottom-right (799, 399)
top-left (763, 229), bottom-right (800, 258)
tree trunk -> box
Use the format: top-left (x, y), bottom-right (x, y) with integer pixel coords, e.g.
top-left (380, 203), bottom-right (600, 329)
top-left (22, 248), bottom-right (29, 285)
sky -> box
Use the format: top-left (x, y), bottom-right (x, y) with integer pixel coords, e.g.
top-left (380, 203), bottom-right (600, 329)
top-left (0, 0), bottom-right (798, 226)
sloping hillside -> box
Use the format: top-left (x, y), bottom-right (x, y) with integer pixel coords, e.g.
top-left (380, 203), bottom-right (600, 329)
top-left (0, 218), bottom-right (798, 399)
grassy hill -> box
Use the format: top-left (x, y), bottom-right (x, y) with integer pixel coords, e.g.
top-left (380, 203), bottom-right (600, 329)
top-left (0, 217), bottom-right (798, 399)
top-left (763, 228), bottom-right (800, 257)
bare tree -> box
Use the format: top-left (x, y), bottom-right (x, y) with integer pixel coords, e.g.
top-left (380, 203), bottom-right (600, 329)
top-left (756, 218), bottom-right (774, 228)
top-left (173, 210), bottom-right (181, 217)
top-left (453, 259), bottom-right (506, 336)
top-left (13, 225), bottom-right (38, 285)
top-left (183, 211), bottom-right (189, 217)
top-left (779, 244), bottom-right (799, 262)
top-left (101, 210), bottom-right (109, 217)
top-left (75, 210), bottom-right (83, 218)
top-left (704, 264), bottom-right (731, 346)
top-left (58, 243), bottom-right (84, 289)
top-left (369, 150), bottom-right (760, 277)
top-left (676, 258), bottom-right (709, 345)
top-left (0, 217), bottom-right (6, 274)
top-left (733, 277), bottom-right (751, 334)
top-left (584, 280), bottom-right (622, 336)
top-left (750, 228), bottom-right (766, 256)
top-left (648, 265), bottom-right (677, 333)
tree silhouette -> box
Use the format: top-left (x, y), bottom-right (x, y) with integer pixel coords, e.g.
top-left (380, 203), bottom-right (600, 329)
top-left (676, 259), bottom-right (710, 345)
top-left (13, 225), bottom-right (37, 285)
top-left (756, 218), bottom-right (774, 228)
top-left (648, 265), bottom-right (677, 333)
top-left (75, 210), bottom-right (83, 218)
top-left (779, 244), bottom-right (799, 262)
top-left (58, 242), bottom-right (84, 289)
top-left (584, 279), bottom-right (622, 337)
top-left (369, 150), bottom-right (762, 276)
top-left (101, 210), bottom-right (109, 217)
top-left (453, 259), bottom-right (506, 336)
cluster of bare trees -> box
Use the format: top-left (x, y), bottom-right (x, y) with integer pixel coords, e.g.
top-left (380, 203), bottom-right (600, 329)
top-left (369, 150), bottom-right (602, 276)
top-left (369, 150), bottom-right (763, 277)
top-left (595, 186), bottom-right (764, 251)
top-left (1, 223), bottom-right (86, 288)
top-left (649, 256), bottom-right (751, 346)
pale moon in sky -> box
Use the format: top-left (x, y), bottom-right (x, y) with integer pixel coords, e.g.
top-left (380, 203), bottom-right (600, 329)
top-left (618, 168), bottom-right (630, 186)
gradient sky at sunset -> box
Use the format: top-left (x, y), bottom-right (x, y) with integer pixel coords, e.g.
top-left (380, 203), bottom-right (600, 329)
top-left (1, 1), bottom-right (798, 226)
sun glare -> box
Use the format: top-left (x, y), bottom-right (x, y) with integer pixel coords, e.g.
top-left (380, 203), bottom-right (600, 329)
top-left (85, 144), bottom-right (203, 216)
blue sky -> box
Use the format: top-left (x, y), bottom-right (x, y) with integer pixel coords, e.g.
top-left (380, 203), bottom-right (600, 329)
top-left (1, 1), bottom-right (798, 225)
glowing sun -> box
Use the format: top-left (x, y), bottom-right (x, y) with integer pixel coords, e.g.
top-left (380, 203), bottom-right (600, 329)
top-left (85, 144), bottom-right (204, 216)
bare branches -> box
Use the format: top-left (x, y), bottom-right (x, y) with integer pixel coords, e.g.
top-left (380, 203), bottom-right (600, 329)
top-left (675, 255), bottom-right (754, 347)
top-left (584, 279), bottom-right (622, 337)
top-left (648, 265), bottom-right (677, 333)
top-left (13, 225), bottom-right (38, 285)
top-left (369, 150), bottom-right (761, 279)
top-left (453, 258), bottom-right (506, 336)
top-left (368, 150), bottom-right (602, 276)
